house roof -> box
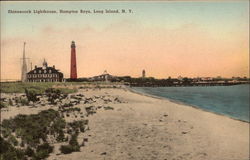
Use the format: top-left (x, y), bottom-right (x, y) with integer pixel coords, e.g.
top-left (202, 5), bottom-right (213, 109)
top-left (27, 66), bottom-right (63, 74)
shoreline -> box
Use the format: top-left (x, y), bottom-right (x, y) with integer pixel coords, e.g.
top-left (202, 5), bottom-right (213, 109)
top-left (128, 86), bottom-right (250, 123)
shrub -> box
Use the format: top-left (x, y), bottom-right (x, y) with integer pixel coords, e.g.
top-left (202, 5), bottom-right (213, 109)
top-left (69, 134), bottom-right (79, 146)
top-left (8, 135), bottom-right (18, 146)
top-left (68, 120), bottom-right (88, 133)
top-left (1, 109), bottom-right (63, 148)
top-left (33, 143), bottom-right (54, 160)
top-left (45, 88), bottom-right (62, 104)
top-left (25, 88), bottom-right (40, 102)
top-left (8, 99), bottom-right (14, 106)
top-left (20, 98), bottom-right (29, 106)
top-left (2, 128), bottom-right (11, 138)
top-left (0, 136), bottom-right (26, 160)
top-left (51, 118), bottom-right (66, 134)
top-left (60, 133), bottom-right (80, 154)
top-left (25, 146), bottom-right (35, 157)
top-left (62, 103), bottom-right (74, 108)
top-left (0, 101), bottom-right (7, 109)
top-left (60, 144), bottom-right (80, 154)
top-left (60, 145), bottom-right (74, 154)
top-left (62, 107), bottom-right (81, 112)
top-left (104, 106), bottom-right (114, 110)
top-left (36, 143), bottom-right (53, 153)
top-left (56, 130), bottom-right (65, 142)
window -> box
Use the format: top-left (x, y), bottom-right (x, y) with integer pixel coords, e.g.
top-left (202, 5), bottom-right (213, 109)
top-left (39, 70), bottom-right (41, 73)
top-left (44, 70), bottom-right (47, 73)
top-left (49, 70), bottom-right (52, 73)
top-left (34, 71), bottom-right (36, 73)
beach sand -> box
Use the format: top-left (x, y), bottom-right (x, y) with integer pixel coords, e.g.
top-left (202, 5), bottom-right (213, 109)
top-left (2, 87), bottom-right (249, 160)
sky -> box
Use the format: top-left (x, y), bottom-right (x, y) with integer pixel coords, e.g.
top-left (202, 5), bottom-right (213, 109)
top-left (1, 1), bottom-right (249, 80)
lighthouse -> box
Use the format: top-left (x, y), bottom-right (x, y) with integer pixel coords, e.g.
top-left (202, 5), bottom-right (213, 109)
top-left (70, 41), bottom-right (77, 79)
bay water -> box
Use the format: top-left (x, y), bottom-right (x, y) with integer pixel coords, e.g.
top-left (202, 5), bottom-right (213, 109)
top-left (133, 84), bottom-right (250, 122)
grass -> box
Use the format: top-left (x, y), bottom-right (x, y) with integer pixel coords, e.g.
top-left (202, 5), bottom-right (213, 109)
top-left (0, 81), bottom-right (123, 94)
top-left (57, 88), bottom-right (77, 94)
top-left (0, 82), bottom-right (54, 93)
top-left (0, 82), bottom-right (77, 94)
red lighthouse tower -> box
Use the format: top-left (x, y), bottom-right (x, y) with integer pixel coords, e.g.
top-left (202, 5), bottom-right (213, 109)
top-left (70, 41), bottom-right (77, 79)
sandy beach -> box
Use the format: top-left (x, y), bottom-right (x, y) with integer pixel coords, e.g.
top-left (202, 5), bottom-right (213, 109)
top-left (1, 87), bottom-right (249, 160)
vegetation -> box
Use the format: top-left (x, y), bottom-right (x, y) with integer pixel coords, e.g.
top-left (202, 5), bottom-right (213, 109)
top-left (68, 120), bottom-right (88, 133)
top-left (7, 135), bottom-right (18, 146)
top-left (85, 106), bottom-right (96, 115)
top-left (0, 82), bottom-right (54, 93)
top-left (24, 147), bottom-right (35, 157)
top-left (0, 101), bottom-right (7, 109)
top-left (108, 76), bottom-right (250, 87)
top-left (33, 143), bottom-right (54, 159)
top-left (60, 144), bottom-right (79, 154)
top-left (104, 106), bottom-right (114, 110)
top-left (25, 88), bottom-right (40, 102)
top-left (45, 88), bottom-right (62, 104)
top-left (13, 97), bottom-right (29, 106)
top-left (60, 133), bottom-right (80, 154)
top-left (61, 103), bottom-right (74, 108)
top-left (0, 109), bottom-right (62, 159)
top-left (0, 82), bottom-right (77, 94)
top-left (61, 107), bottom-right (81, 113)
top-left (0, 109), bottom-right (88, 158)
top-left (57, 88), bottom-right (77, 94)
top-left (0, 137), bottom-right (26, 160)
top-left (1, 109), bottom-right (62, 146)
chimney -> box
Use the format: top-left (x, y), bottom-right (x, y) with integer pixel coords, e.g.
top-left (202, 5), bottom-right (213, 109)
top-left (35, 65), bottom-right (37, 69)
top-left (53, 65), bottom-right (55, 69)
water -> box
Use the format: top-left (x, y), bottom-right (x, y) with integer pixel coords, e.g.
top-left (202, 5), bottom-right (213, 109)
top-left (133, 84), bottom-right (250, 122)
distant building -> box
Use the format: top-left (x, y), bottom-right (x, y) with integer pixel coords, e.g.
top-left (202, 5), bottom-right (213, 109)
top-left (89, 70), bottom-right (114, 82)
top-left (27, 59), bottom-right (64, 82)
top-left (178, 76), bottom-right (183, 81)
top-left (200, 77), bottom-right (213, 81)
top-left (142, 70), bottom-right (146, 78)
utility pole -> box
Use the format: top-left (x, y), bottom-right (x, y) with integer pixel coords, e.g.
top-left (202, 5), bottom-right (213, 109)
top-left (21, 42), bottom-right (28, 82)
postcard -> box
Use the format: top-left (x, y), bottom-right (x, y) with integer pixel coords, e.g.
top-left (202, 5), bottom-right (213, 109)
top-left (0, 1), bottom-right (249, 160)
